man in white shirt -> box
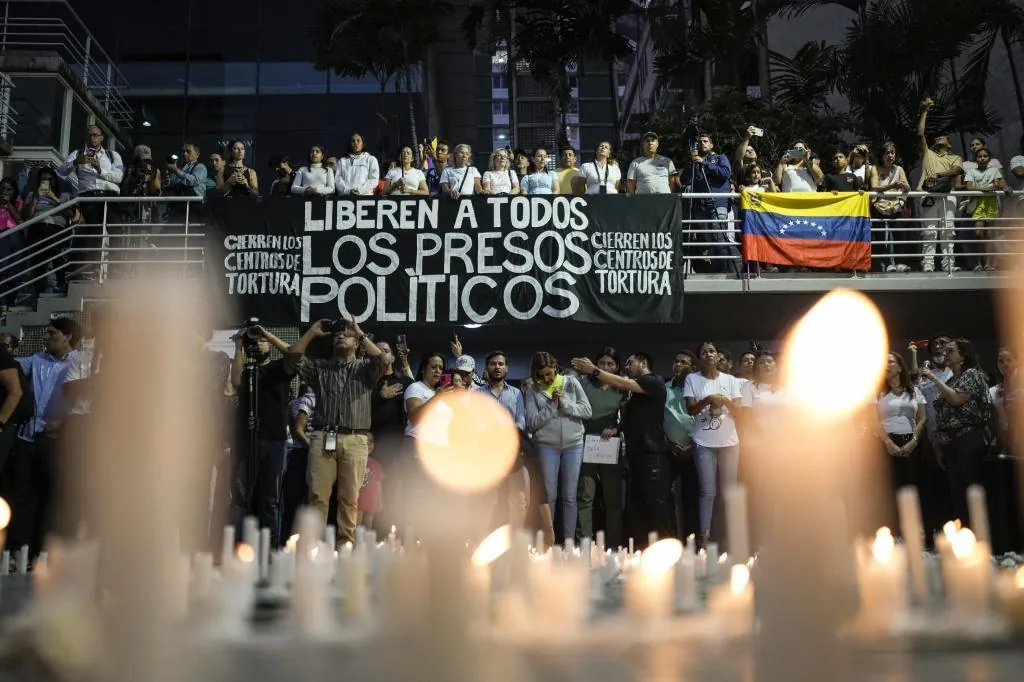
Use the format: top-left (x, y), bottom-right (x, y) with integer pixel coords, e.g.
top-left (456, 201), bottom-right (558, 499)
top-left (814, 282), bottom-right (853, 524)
top-left (626, 132), bottom-right (679, 194)
top-left (57, 125), bottom-right (124, 280)
top-left (335, 133), bottom-right (380, 196)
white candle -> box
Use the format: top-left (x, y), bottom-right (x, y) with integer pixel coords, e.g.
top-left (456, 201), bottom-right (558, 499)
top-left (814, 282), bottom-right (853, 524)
top-left (220, 525), bottom-right (235, 567)
top-left (686, 534), bottom-right (696, 554)
top-left (705, 542), bottom-right (720, 582)
top-left (896, 487), bottom-right (928, 603)
top-left (344, 546), bottom-right (370, 619)
top-left (942, 527), bottom-right (991, 618)
top-left (625, 539), bottom-right (683, 623)
top-left (355, 526), bottom-right (365, 550)
top-left (215, 544), bottom-right (257, 638)
top-left (647, 531), bottom-right (658, 547)
top-left (242, 516), bottom-right (259, 555)
top-left (325, 525), bottom-right (336, 547)
top-left (966, 485), bottom-right (991, 547)
top-left (258, 528), bottom-right (271, 581)
top-left (854, 527), bottom-right (908, 631)
top-left (708, 564), bottom-right (755, 631)
top-left (596, 530), bottom-right (606, 552)
top-left (674, 550), bottom-right (698, 611)
top-left (528, 552), bottom-right (589, 630)
top-left (268, 550), bottom-right (288, 594)
top-left (387, 525), bottom-right (397, 551)
top-left (580, 538), bottom-right (592, 567)
top-left (292, 541), bottom-right (332, 636)
top-left (469, 525), bottom-right (512, 623)
top-left (534, 529), bottom-right (544, 553)
top-left (629, 537), bottom-right (635, 554)
top-left (16, 545), bottom-right (28, 574)
top-left (995, 567), bottom-right (1024, 624)
top-left (724, 485), bottom-right (750, 565)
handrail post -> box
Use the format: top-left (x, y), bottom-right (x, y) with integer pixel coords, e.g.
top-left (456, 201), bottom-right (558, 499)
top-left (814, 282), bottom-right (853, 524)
top-left (98, 200), bottom-right (108, 284)
top-left (82, 34), bottom-right (91, 89)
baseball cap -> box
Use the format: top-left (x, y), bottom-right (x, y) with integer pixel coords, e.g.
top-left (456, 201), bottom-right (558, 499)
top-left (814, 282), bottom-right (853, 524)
top-left (932, 136), bottom-right (951, 150)
top-left (455, 355), bottom-right (475, 373)
top-left (642, 131), bottom-right (659, 141)
top-left (134, 145), bottom-right (152, 160)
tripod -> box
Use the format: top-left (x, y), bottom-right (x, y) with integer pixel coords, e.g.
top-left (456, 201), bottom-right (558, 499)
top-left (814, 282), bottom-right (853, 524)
top-left (242, 353), bottom-right (260, 515)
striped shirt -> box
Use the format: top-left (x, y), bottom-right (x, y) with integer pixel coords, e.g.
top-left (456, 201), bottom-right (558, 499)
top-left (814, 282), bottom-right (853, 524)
top-left (285, 353), bottom-right (384, 431)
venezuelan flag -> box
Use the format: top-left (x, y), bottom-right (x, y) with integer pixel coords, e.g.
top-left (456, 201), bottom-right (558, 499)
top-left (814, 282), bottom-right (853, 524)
top-left (741, 190), bottom-right (871, 270)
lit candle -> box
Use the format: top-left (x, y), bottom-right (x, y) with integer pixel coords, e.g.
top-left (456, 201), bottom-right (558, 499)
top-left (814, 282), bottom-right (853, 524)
top-left (724, 485), bottom-right (750, 565)
top-left (469, 525), bottom-right (512, 622)
top-left (647, 532), bottom-right (658, 547)
top-left (596, 530), bottom-right (606, 552)
top-left (528, 549), bottom-right (589, 630)
top-left (242, 516), bottom-right (259, 556)
top-left (344, 544), bottom-right (370, 619)
top-left (292, 541), bottom-right (332, 636)
top-left (854, 527), bottom-right (908, 632)
top-left (705, 542), bottom-right (720, 583)
top-left (996, 567), bottom-right (1024, 626)
top-left (268, 550), bottom-right (288, 595)
top-left (708, 564), bottom-right (755, 632)
top-left (16, 545), bottom-right (28, 574)
top-left (0, 496), bottom-right (9, 554)
top-left (388, 525), bottom-right (398, 551)
top-left (325, 525), bottom-right (336, 548)
top-left (966, 484), bottom-right (991, 548)
top-left (942, 527), bottom-right (991, 618)
top-left (896, 486), bottom-right (928, 603)
top-left (629, 537), bottom-right (635, 554)
top-left (625, 538), bottom-right (683, 623)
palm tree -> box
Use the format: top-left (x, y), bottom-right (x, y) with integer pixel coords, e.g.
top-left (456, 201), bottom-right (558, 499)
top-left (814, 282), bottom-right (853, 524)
top-left (312, 0), bottom-right (450, 156)
top-left (767, 41), bottom-right (840, 113)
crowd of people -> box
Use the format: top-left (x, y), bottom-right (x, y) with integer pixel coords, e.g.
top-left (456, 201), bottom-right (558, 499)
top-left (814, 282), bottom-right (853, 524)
top-left (1, 95), bottom-right (1020, 308)
top-left (0, 311), bottom-right (1019, 571)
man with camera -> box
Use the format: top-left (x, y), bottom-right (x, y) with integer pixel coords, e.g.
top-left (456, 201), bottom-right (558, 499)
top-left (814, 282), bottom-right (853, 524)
top-left (56, 125), bottom-right (124, 279)
top-left (284, 317), bottom-right (391, 547)
top-left (229, 322), bottom-right (296, 549)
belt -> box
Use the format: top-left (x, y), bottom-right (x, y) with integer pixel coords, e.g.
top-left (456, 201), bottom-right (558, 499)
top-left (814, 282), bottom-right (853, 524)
top-left (322, 426), bottom-right (368, 435)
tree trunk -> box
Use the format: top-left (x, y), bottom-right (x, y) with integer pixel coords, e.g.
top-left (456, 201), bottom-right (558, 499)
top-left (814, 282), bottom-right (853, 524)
top-left (1002, 30), bottom-right (1024, 132)
top-left (406, 67), bottom-right (420, 162)
top-left (423, 45), bottom-right (442, 146)
top-left (377, 79), bottom-right (390, 159)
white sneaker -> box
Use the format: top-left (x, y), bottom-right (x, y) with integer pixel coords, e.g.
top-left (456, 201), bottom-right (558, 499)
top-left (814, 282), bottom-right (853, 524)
top-left (885, 264), bottom-right (897, 273)
top-left (894, 264), bottom-right (910, 273)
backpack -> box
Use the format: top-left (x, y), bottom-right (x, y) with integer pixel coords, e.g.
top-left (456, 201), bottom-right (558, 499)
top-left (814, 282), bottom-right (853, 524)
top-left (11, 363), bottom-right (35, 426)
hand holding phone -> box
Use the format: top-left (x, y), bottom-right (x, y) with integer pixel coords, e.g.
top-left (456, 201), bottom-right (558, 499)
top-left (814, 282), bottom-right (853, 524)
top-left (440, 372), bottom-right (453, 388)
top-left (910, 339), bottom-right (929, 350)
top-left (787, 148), bottom-right (807, 160)
top-left (751, 127), bottom-right (764, 137)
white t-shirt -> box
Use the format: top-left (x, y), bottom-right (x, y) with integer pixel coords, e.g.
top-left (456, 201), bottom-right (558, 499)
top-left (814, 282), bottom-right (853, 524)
top-left (964, 165), bottom-right (1003, 190)
top-left (877, 388), bottom-right (925, 435)
top-left (962, 158), bottom-right (1002, 173)
top-left (439, 166), bottom-right (481, 195)
top-left (581, 161), bottom-right (621, 194)
top-left (482, 169), bottom-right (519, 195)
top-left (63, 341), bottom-right (96, 416)
top-left (780, 166), bottom-right (816, 193)
top-left (682, 372), bottom-right (743, 448)
top-left (384, 166), bottom-right (426, 195)
top-left (739, 381), bottom-right (785, 428)
top-left (403, 380), bottom-right (456, 444)
top-left (627, 155), bottom-right (676, 194)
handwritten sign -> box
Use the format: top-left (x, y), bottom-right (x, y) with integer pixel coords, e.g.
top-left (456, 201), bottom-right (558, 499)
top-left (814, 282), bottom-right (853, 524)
top-left (583, 435), bottom-right (621, 465)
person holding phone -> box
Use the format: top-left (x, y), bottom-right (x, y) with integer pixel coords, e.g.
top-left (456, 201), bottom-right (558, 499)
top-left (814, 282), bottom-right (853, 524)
top-left (773, 140), bottom-right (822, 193)
top-left (217, 140), bottom-right (259, 198)
top-left (24, 168), bottom-right (73, 299)
top-left (284, 316), bottom-right (391, 547)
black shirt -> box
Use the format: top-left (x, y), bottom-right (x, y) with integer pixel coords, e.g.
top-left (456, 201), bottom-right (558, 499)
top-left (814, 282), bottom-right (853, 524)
top-left (0, 345), bottom-right (20, 409)
top-left (236, 358), bottom-right (293, 441)
top-left (622, 373), bottom-right (668, 455)
top-left (371, 371), bottom-right (413, 438)
top-left (819, 172), bottom-right (863, 192)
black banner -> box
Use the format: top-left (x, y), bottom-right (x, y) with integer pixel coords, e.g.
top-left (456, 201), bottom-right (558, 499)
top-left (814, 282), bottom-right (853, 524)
top-left (206, 195), bottom-right (683, 326)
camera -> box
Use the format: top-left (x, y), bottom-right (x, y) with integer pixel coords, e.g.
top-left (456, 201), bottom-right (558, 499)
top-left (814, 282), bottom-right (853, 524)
top-left (319, 318), bottom-right (347, 334)
top-left (236, 317), bottom-right (264, 355)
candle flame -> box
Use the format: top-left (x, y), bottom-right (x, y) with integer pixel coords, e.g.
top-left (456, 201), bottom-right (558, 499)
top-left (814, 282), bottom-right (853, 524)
top-left (471, 524), bottom-right (512, 567)
top-left (1015, 567), bottom-right (1024, 589)
top-left (641, 539), bottom-right (683, 575)
top-left (236, 543), bottom-right (256, 563)
top-left (718, 552), bottom-right (729, 564)
top-left (310, 545), bottom-right (320, 559)
top-left (286, 534), bottom-right (300, 552)
top-left (871, 527), bottom-right (895, 563)
top-left (730, 564), bottom-right (751, 594)
top-left (950, 528), bottom-right (978, 560)
top-left (0, 496), bottom-right (9, 530)
top-left (782, 289), bottom-right (887, 416)
top-left (390, 525), bottom-right (396, 534)
top-left (415, 391), bottom-right (518, 493)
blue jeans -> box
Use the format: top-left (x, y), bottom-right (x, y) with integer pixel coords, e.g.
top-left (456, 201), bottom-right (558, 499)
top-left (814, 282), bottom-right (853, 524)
top-left (693, 443), bottom-right (740, 535)
top-left (537, 441), bottom-right (585, 541)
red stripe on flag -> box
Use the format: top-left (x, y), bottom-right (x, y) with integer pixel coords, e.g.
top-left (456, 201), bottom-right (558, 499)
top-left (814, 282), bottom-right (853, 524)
top-left (742, 234), bottom-right (871, 270)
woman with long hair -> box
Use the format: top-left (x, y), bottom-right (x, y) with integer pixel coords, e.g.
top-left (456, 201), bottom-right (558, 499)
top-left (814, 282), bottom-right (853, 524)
top-left (384, 145), bottom-right (429, 196)
top-left (575, 346), bottom-right (627, 546)
top-left (990, 347), bottom-right (1018, 453)
top-left (877, 352), bottom-right (926, 508)
top-left (922, 338), bottom-right (992, 528)
top-left (683, 341), bottom-right (743, 546)
top-left (482, 148), bottom-right (520, 195)
top-left (217, 140), bottom-right (259, 197)
top-left (579, 141), bottom-right (621, 194)
top-left (871, 141), bottom-right (912, 272)
top-left (519, 147), bottom-right (556, 195)
top-left (291, 144), bottom-right (336, 196)
top-left (524, 351), bottom-right (592, 543)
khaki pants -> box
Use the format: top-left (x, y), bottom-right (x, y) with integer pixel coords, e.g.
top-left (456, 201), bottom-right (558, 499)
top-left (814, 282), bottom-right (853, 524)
top-left (307, 431), bottom-right (369, 545)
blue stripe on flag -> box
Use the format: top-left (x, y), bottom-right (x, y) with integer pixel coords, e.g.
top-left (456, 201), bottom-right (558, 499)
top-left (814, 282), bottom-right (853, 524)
top-left (741, 210), bottom-right (870, 244)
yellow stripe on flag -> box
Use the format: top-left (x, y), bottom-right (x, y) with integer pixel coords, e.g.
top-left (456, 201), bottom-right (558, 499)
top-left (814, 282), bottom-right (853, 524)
top-left (740, 189), bottom-right (870, 219)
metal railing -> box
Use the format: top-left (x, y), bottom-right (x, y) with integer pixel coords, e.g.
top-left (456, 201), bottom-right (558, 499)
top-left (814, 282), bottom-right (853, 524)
top-left (0, 195), bottom-right (204, 303)
top-left (0, 70), bottom-right (17, 139)
top-left (0, 190), bottom-right (1019, 304)
top-left (0, 0), bottom-right (133, 129)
